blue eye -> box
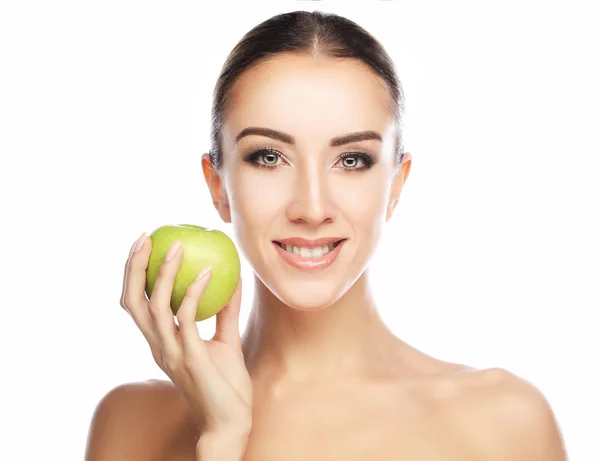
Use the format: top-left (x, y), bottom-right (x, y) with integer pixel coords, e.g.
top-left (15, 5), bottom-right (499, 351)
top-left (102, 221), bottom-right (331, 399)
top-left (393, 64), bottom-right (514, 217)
top-left (243, 148), bottom-right (375, 171)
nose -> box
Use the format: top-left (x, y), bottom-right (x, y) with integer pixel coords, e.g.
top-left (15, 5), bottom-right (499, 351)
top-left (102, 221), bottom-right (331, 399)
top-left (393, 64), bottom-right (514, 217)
top-left (285, 162), bottom-right (336, 226)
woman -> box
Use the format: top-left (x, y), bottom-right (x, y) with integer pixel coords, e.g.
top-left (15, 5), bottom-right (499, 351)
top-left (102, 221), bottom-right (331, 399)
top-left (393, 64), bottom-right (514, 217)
top-left (85, 10), bottom-right (566, 461)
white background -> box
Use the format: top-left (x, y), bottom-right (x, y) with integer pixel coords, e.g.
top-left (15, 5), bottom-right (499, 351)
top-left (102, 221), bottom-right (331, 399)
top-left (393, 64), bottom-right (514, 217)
top-left (1, 1), bottom-right (597, 459)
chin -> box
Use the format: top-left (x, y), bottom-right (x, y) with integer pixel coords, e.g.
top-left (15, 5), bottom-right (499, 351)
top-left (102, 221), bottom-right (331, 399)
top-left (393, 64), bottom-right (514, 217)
top-left (256, 268), bottom-right (361, 312)
top-left (269, 285), bottom-right (342, 312)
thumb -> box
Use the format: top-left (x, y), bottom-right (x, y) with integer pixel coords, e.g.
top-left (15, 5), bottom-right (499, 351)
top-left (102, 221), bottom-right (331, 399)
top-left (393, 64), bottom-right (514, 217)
top-left (212, 277), bottom-right (243, 348)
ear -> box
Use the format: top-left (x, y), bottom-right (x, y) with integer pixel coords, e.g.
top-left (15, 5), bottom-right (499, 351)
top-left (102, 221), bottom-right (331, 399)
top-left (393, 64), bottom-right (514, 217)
top-left (201, 153), bottom-right (232, 223)
top-left (386, 152), bottom-right (412, 222)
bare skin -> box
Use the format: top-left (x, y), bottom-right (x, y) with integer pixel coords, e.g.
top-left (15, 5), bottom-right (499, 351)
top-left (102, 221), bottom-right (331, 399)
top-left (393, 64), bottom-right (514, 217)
top-left (85, 53), bottom-right (567, 460)
top-left (86, 363), bottom-right (565, 460)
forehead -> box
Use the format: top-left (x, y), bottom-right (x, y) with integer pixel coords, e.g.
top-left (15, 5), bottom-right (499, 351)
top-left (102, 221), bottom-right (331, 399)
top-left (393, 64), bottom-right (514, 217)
top-left (223, 53), bottom-right (394, 144)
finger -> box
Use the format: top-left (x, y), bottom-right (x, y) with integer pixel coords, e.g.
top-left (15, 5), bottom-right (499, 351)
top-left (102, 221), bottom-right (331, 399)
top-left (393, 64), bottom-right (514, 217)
top-left (120, 236), bottom-right (141, 313)
top-left (212, 277), bottom-right (243, 348)
top-left (148, 240), bottom-right (184, 366)
top-left (123, 233), bottom-right (151, 309)
top-left (121, 234), bottom-right (163, 347)
top-left (176, 266), bottom-right (214, 369)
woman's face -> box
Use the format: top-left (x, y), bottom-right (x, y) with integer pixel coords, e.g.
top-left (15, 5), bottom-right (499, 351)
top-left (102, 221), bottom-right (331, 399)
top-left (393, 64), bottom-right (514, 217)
top-left (206, 52), bottom-right (410, 311)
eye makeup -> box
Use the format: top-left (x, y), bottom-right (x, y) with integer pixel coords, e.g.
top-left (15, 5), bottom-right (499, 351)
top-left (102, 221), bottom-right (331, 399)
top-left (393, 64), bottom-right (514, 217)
top-left (242, 146), bottom-right (377, 172)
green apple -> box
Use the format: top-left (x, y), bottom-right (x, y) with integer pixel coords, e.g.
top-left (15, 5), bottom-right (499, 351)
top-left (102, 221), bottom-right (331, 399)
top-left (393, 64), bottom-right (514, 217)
top-left (144, 224), bottom-right (241, 321)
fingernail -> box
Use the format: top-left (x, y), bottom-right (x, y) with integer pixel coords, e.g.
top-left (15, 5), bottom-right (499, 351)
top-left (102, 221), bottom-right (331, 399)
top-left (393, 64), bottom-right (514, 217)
top-left (165, 240), bottom-right (181, 262)
top-left (194, 266), bottom-right (212, 283)
top-left (133, 232), bottom-right (147, 253)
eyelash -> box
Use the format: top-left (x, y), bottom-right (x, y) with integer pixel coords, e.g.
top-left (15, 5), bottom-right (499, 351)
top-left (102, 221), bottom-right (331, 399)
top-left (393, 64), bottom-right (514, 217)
top-left (243, 147), bottom-right (375, 172)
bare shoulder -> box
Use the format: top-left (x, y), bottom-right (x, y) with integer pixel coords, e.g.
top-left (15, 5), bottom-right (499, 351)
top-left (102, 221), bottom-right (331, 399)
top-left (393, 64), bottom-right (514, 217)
top-left (85, 379), bottom-right (198, 461)
top-left (438, 367), bottom-right (568, 461)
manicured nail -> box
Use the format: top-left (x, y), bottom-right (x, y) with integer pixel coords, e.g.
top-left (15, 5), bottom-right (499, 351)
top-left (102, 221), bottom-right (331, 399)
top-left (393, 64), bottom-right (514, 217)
top-left (165, 240), bottom-right (181, 262)
top-left (194, 266), bottom-right (212, 283)
top-left (133, 232), bottom-right (147, 253)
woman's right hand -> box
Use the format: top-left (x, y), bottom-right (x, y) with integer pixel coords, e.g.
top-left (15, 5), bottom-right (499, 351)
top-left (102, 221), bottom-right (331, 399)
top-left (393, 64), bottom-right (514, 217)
top-left (119, 233), bottom-right (253, 436)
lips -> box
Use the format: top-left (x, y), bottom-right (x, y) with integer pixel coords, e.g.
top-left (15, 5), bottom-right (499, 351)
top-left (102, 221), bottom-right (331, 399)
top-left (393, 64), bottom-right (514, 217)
top-left (273, 237), bottom-right (346, 248)
top-left (273, 239), bottom-right (345, 250)
top-left (272, 238), bottom-right (347, 272)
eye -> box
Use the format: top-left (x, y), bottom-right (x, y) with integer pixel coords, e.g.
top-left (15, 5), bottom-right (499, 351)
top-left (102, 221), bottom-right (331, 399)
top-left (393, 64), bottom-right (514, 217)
top-left (243, 148), bottom-right (376, 171)
top-left (337, 152), bottom-right (375, 171)
top-left (243, 148), bottom-right (283, 170)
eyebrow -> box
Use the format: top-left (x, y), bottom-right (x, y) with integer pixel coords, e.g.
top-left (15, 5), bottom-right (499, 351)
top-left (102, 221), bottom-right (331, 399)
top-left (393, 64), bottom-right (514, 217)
top-left (234, 127), bottom-right (382, 147)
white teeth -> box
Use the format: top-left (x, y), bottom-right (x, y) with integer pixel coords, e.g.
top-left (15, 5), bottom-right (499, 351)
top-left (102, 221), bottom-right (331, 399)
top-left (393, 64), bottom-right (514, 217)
top-left (280, 242), bottom-right (338, 258)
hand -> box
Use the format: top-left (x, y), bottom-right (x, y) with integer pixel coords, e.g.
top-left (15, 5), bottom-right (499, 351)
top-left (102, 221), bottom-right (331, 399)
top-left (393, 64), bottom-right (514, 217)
top-left (120, 233), bottom-right (253, 435)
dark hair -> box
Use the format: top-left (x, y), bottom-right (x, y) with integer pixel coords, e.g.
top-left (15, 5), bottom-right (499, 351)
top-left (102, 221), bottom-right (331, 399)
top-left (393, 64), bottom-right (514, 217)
top-left (208, 10), bottom-right (405, 171)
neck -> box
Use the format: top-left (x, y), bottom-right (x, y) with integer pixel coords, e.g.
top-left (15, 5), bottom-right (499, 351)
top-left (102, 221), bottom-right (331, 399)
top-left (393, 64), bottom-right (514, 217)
top-left (241, 270), bottom-right (402, 384)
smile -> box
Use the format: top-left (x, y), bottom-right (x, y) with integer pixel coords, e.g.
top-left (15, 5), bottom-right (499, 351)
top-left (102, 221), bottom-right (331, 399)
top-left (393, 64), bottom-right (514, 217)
top-left (274, 240), bottom-right (343, 258)
top-left (272, 239), bottom-right (347, 272)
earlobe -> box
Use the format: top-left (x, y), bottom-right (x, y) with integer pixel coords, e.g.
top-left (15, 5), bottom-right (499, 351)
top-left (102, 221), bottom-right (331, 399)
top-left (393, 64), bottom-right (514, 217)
top-left (219, 201), bottom-right (232, 223)
top-left (386, 152), bottom-right (412, 222)
top-left (201, 153), bottom-right (232, 223)
top-left (400, 152), bottom-right (412, 183)
top-left (386, 198), bottom-right (398, 222)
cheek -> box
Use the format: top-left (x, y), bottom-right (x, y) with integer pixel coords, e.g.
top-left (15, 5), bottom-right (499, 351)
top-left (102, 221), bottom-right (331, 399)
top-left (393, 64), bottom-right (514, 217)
top-left (331, 174), bottom-right (390, 263)
top-left (228, 170), bottom-right (285, 238)
top-left (237, 172), bottom-right (285, 212)
top-left (332, 174), bottom-right (389, 225)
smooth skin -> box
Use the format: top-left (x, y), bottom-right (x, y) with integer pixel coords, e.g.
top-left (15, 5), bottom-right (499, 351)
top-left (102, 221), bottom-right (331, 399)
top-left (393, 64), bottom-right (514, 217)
top-left (85, 53), bottom-right (567, 460)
